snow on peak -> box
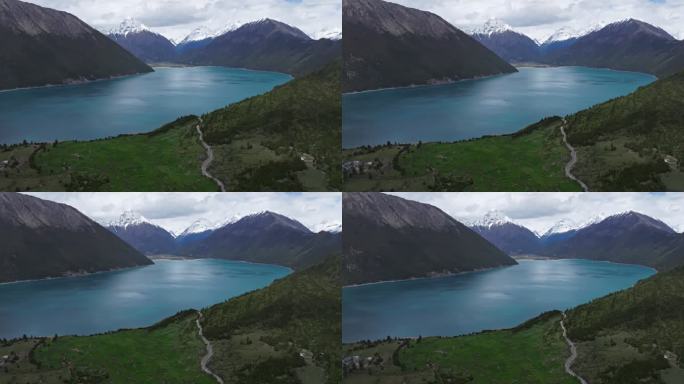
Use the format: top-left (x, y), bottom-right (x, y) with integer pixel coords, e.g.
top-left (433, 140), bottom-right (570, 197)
top-left (471, 18), bottom-right (513, 36)
top-left (316, 221), bottom-right (342, 233)
top-left (179, 218), bottom-right (214, 236)
top-left (179, 22), bottom-right (243, 44)
top-left (469, 210), bottom-right (514, 228)
top-left (543, 21), bottom-right (609, 44)
top-left (109, 210), bottom-right (150, 228)
top-left (110, 17), bottom-right (150, 36)
top-left (314, 28), bottom-right (342, 40)
top-left (542, 218), bottom-right (579, 236)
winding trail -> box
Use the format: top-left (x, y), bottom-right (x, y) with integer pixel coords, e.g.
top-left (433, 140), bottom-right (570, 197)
top-left (196, 310), bottom-right (224, 384)
top-left (560, 312), bottom-right (589, 384)
top-left (559, 118), bottom-right (590, 192)
top-left (196, 117), bottom-right (226, 192)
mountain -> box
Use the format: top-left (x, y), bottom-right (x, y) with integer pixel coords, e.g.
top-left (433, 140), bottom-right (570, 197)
top-left (0, 0), bottom-right (152, 91)
top-left (0, 193), bottom-right (151, 283)
top-left (106, 211), bottom-right (177, 255)
top-left (181, 211), bottom-right (341, 270)
top-left (174, 218), bottom-right (216, 247)
top-left (177, 18), bottom-right (341, 76)
top-left (108, 18), bottom-right (176, 63)
top-left (543, 19), bottom-right (684, 77)
top-left (342, 193), bottom-right (517, 285)
top-left (566, 265), bottom-right (684, 383)
top-left (541, 211), bottom-right (684, 270)
top-left (342, 0), bottom-right (517, 92)
top-left (469, 211), bottom-right (541, 255)
top-left (471, 19), bottom-right (541, 63)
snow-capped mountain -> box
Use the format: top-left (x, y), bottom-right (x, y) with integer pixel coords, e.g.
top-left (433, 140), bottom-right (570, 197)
top-left (467, 210), bottom-right (514, 228)
top-left (541, 21), bottom-right (609, 53)
top-left (470, 18), bottom-right (541, 62)
top-left (542, 218), bottom-right (579, 237)
top-left (178, 22), bottom-right (243, 45)
top-left (314, 28), bottom-right (342, 40)
top-left (109, 17), bottom-right (150, 37)
top-left (316, 221), bottom-right (342, 233)
top-left (107, 210), bottom-right (151, 228)
top-left (179, 218), bottom-right (214, 237)
top-left (470, 18), bottom-right (514, 36)
top-left (544, 26), bottom-right (581, 44)
top-left (108, 18), bottom-right (176, 62)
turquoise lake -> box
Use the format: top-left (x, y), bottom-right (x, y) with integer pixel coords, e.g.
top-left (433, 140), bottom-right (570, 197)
top-left (342, 259), bottom-right (655, 342)
top-left (342, 67), bottom-right (656, 148)
top-left (0, 66), bottom-right (291, 144)
top-left (0, 259), bottom-right (290, 339)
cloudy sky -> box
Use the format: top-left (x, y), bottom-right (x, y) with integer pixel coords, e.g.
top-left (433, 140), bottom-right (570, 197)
top-left (30, 0), bottom-right (341, 41)
top-left (27, 192), bottom-right (341, 234)
top-left (391, 0), bottom-right (684, 41)
top-left (390, 192), bottom-right (684, 234)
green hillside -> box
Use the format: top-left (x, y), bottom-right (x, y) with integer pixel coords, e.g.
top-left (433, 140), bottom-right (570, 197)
top-left (566, 267), bottom-right (684, 383)
top-left (201, 255), bottom-right (341, 384)
top-left (566, 71), bottom-right (684, 191)
top-left (202, 60), bottom-right (342, 191)
top-left (343, 311), bottom-right (575, 384)
top-left (0, 256), bottom-right (340, 384)
top-left (0, 61), bottom-right (341, 192)
top-left (343, 117), bottom-right (581, 192)
top-left (343, 71), bottom-right (684, 192)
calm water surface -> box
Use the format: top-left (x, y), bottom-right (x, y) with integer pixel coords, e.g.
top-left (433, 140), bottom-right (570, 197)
top-left (0, 66), bottom-right (291, 144)
top-left (342, 67), bottom-right (656, 148)
top-left (0, 259), bottom-right (290, 338)
top-left (342, 259), bottom-right (655, 342)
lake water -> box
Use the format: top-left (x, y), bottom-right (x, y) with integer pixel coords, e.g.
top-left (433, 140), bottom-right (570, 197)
top-left (342, 259), bottom-right (655, 342)
top-left (0, 259), bottom-right (290, 339)
top-left (0, 66), bottom-right (291, 144)
top-left (342, 67), bottom-right (656, 148)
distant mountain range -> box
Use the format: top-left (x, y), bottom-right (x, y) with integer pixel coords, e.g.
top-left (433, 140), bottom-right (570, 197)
top-left (468, 211), bottom-right (684, 270)
top-left (342, 193), bottom-right (517, 285)
top-left (0, 193), bottom-right (152, 283)
top-left (106, 18), bottom-right (341, 76)
top-left (342, 0), bottom-right (517, 92)
top-left (0, 0), bottom-right (152, 90)
top-left (106, 211), bottom-right (341, 270)
top-left (467, 18), bottom-right (684, 77)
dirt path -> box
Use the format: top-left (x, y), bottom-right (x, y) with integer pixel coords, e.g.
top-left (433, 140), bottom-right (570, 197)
top-left (196, 310), bottom-right (224, 384)
top-left (560, 312), bottom-right (589, 384)
top-left (559, 119), bottom-right (590, 192)
top-left (196, 117), bottom-right (226, 192)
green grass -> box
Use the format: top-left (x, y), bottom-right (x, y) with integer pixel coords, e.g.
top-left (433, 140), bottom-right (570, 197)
top-left (203, 60), bottom-right (342, 191)
top-left (343, 117), bottom-right (581, 191)
top-left (202, 255), bottom-right (341, 384)
top-left (343, 311), bottom-right (576, 384)
top-left (0, 116), bottom-right (217, 191)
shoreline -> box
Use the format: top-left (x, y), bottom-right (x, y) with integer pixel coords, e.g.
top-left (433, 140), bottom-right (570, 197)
top-left (0, 71), bottom-right (152, 94)
top-left (0, 263), bottom-right (151, 286)
top-left (344, 258), bottom-right (657, 288)
top-left (342, 71), bottom-right (512, 96)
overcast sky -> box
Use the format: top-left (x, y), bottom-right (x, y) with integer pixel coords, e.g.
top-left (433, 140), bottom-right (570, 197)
top-left (29, 0), bottom-right (341, 41)
top-left (390, 0), bottom-right (684, 41)
top-left (27, 192), bottom-right (341, 234)
top-left (390, 192), bottom-right (684, 234)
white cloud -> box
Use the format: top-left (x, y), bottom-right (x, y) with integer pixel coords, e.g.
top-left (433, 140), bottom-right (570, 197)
top-left (26, 192), bottom-right (341, 234)
top-left (388, 192), bottom-right (684, 234)
top-left (28, 0), bottom-right (341, 41)
top-left (388, 0), bottom-right (684, 42)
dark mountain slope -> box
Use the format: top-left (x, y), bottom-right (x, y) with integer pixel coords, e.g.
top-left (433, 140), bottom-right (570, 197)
top-left (343, 193), bottom-right (517, 285)
top-left (109, 31), bottom-right (176, 63)
top-left (0, 193), bottom-right (152, 283)
top-left (566, 265), bottom-right (684, 383)
top-left (178, 19), bottom-right (340, 76)
top-left (0, 0), bottom-right (152, 90)
top-left (202, 255), bottom-right (341, 383)
top-left (342, 0), bottom-right (517, 92)
top-left (181, 211), bottom-right (340, 270)
top-left (541, 212), bottom-right (684, 270)
top-left (543, 19), bottom-right (684, 78)
top-left (471, 222), bottom-right (541, 255)
top-left (472, 30), bottom-right (541, 63)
